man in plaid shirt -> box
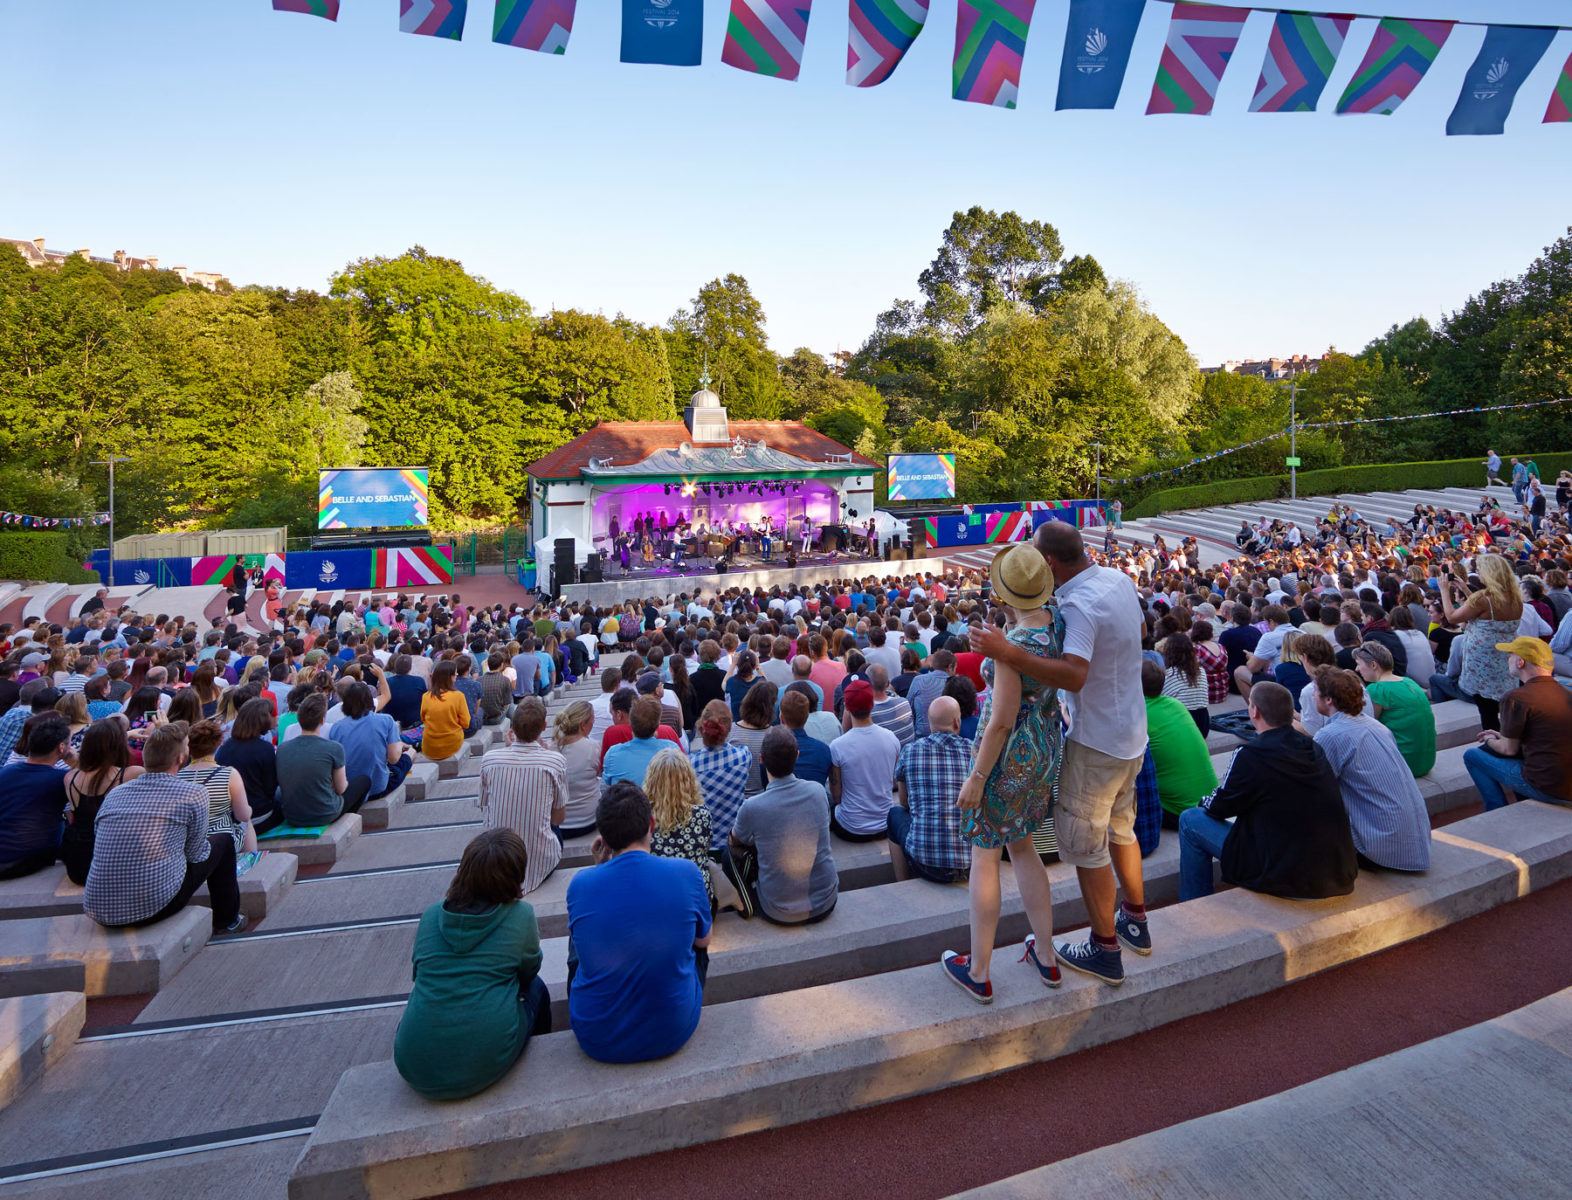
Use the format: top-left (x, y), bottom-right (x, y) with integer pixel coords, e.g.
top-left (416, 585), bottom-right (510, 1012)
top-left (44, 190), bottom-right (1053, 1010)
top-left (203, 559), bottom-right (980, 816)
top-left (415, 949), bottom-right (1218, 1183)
top-left (83, 725), bottom-right (245, 935)
top-left (889, 696), bottom-right (972, 884)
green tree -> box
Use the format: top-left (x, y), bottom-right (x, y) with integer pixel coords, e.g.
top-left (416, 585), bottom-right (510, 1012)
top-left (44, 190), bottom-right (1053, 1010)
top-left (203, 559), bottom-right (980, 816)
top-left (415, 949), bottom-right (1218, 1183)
top-left (917, 206), bottom-right (1065, 334)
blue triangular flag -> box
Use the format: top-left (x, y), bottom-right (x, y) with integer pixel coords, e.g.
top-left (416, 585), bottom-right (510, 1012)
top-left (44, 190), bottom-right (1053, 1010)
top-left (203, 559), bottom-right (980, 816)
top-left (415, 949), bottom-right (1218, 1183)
top-left (622, 0), bottom-right (703, 65)
top-left (1446, 25), bottom-right (1557, 135)
top-left (1056, 0), bottom-right (1146, 110)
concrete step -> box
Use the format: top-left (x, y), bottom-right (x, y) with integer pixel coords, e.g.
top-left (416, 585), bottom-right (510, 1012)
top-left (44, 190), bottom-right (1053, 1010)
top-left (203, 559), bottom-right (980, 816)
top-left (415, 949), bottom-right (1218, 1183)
top-left (0, 852), bottom-right (296, 926)
top-left (956, 986), bottom-right (1572, 1200)
top-left (134, 839), bottom-right (1187, 1027)
top-left (287, 802), bottom-right (1572, 1199)
top-left (260, 814), bottom-right (360, 867)
top-left (357, 784), bottom-right (406, 831)
top-left (384, 797), bottom-right (484, 830)
top-left (0, 909), bottom-right (209, 998)
top-left (402, 762), bottom-right (439, 802)
top-left (0, 992), bottom-right (84, 1109)
top-left (0, 1127), bottom-right (306, 1200)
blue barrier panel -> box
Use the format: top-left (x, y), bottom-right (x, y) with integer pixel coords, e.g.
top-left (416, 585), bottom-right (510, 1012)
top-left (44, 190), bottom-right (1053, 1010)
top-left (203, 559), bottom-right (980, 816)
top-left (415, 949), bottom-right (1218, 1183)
top-left (285, 549), bottom-right (372, 591)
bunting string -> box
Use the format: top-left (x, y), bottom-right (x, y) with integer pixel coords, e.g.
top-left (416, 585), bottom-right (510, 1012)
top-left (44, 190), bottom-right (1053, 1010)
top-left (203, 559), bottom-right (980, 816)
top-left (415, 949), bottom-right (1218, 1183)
top-left (1103, 396), bottom-right (1572, 487)
top-left (270, 1), bottom-right (1572, 136)
top-left (0, 511), bottom-right (112, 530)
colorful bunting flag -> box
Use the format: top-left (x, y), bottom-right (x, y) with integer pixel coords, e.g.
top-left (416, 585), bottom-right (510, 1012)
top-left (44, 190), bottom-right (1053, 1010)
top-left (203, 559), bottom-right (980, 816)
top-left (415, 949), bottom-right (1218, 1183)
top-left (1147, 3), bottom-right (1249, 116)
top-left (1337, 18), bottom-right (1454, 115)
top-left (847, 0), bottom-right (928, 88)
top-left (953, 0), bottom-right (1037, 109)
top-left (0, 511), bottom-right (110, 528)
top-left (272, 0), bottom-right (340, 18)
top-left (723, 0), bottom-right (814, 80)
top-left (1056, 0), bottom-right (1146, 110)
top-left (494, 0), bottom-right (575, 54)
top-left (1447, 25), bottom-right (1558, 136)
top-left (401, 0), bottom-right (468, 39)
top-left (1251, 12), bottom-right (1352, 113)
top-left (622, 0), bottom-right (705, 65)
top-left (1549, 51), bottom-right (1572, 124)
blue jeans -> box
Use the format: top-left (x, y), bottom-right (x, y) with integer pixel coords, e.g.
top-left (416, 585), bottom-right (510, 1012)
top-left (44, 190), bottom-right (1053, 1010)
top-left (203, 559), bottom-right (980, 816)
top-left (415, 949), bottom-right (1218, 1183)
top-left (1178, 808), bottom-right (1231, 900)
top-left (1462, 746), bottom-right (1565, 811)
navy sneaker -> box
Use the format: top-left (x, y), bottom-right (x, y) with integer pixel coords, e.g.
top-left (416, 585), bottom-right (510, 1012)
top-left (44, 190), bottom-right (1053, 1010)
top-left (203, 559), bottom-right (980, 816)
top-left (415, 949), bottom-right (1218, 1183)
top-left (1054, 937), bottom-right (1125, 986)
top-left (1019, 935), bottom-right (1062, 989)
top-left (1115, 905), bottom-right (1152, 957)
top-left (940, 951), bottom-right (993, 1004)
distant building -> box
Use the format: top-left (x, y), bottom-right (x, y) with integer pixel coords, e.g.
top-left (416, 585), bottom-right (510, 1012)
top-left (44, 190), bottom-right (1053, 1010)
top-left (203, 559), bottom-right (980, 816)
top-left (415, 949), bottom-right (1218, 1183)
top-left (1200, 353), bottom-right (1326, 381)
top-left (0, 235), bottom-right (228, 290)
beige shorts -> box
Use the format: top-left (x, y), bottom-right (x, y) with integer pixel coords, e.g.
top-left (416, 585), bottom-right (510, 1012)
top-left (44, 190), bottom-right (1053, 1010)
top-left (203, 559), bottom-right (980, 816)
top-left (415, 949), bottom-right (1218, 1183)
top-left (1055, 740), bottom-right (1142, 869)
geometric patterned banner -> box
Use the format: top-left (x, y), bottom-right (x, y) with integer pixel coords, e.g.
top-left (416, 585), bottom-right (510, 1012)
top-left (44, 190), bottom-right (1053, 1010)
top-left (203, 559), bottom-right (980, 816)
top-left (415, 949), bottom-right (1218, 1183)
top-left (1446, 24), bottom-right (1558, 136)
top-left (1147, 3), bottom-right (1250, 116)
top-left (1251, 11), bottom-right (1352, 113)
top-left (953, 0), bottom-right (1038, 109)
top-left (401, 0), bottom-right (469, 39)
top-left (1550, 50), bottom-right (1572, 124)
top-left (847, 0), bottom-right (930, 88)
top-left (1337, 17), bottom-right (1455, 115)
top-left (273, 0), bottom-right (340, 17)
top-left (493, 0), bottom-right (575, 53)
top-left (372, 545), bottom-right (456, 588)
top-left (723, 0), bottom-right (814, 80)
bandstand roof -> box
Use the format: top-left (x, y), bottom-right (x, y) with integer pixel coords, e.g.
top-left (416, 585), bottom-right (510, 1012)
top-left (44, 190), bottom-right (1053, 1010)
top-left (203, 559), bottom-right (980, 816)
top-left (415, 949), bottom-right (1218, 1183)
top-left (527, 421), bottom-right (878, 483)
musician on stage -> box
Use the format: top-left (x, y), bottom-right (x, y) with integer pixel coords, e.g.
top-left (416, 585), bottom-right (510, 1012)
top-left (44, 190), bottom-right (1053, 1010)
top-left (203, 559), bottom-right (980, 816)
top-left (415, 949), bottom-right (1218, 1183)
top-left (759, 518), bottom-right (773, 562)
top-left (641, 535), bottom-right (655, 565)
top-left (799, 516), bottom-right (815, 556)
top-left (617, 534), bottom-right (632, 573)
top-left (609, 514), bottom-right (620, 544)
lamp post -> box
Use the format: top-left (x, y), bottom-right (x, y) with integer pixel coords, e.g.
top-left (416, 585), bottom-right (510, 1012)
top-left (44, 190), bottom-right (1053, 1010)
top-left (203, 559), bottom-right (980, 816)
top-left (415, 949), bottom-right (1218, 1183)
top-left (1092, 442), bottom-right (1102, 503)
top-left (91, 455), bottom-right (130, 587)
top-left (1289, 384), bottom-right (1298, 501)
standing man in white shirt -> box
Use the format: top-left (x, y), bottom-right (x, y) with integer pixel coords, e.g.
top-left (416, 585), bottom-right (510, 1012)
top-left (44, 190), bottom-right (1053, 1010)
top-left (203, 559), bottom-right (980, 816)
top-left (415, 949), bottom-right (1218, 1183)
top-left (971, 519), bottom-right (1149, 986)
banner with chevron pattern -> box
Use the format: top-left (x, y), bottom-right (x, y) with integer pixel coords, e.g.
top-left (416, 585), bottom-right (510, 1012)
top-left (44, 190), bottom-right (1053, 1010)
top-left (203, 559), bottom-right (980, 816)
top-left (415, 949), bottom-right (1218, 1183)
top-left (371, 545), bottom-right (455, 588)
top-left (1446, 24), bottom-right (1558, 137)
top-left (1549, 51), bottom-right (1572, 124)
top-left (401, 0), bottom-right (468, 39)
top-left (1251, 12), bottom-right (1351, 113)
top-left (846, 0), bottom-right (929, 88)
top-left (1147, 3), bottom-right (1248, 116)
top-left (723, 0), bottom-right (814, 80)
top-left (1336, 17), bottom-right (1454, 115)
top-left (953, 0), bottom-right (1037, 109)
top-left (272, 0), bottom-right (339, 17)
top-left (494, 0), bottom-right (575, 53)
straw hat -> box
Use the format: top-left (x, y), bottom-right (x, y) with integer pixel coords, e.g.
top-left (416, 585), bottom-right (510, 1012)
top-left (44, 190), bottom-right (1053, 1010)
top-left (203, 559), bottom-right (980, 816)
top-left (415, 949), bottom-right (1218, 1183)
top-left (989, 544), bottom-right (1055, 610)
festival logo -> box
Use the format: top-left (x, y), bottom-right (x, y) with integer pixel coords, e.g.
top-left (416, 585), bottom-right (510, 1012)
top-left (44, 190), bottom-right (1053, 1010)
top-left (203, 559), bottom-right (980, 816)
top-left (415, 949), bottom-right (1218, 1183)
top-left (133, 569), bottom-right (150, 584)
top-left (1078, 27), bottom-right (1109, 73)
top-left (1475, 57), bottom-right (1510, 99)
top-left (319, 560), bottom-right (338, 584)
top-left (645, 0), bottom-right (677, 29)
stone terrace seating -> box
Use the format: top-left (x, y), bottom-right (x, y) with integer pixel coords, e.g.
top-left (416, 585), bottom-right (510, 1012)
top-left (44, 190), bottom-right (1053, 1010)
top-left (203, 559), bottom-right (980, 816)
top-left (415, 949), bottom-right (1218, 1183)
top-left (954, 984), bottom-right (1572, 1200)
top-left (287, 802), bottom-right (1572, 1199)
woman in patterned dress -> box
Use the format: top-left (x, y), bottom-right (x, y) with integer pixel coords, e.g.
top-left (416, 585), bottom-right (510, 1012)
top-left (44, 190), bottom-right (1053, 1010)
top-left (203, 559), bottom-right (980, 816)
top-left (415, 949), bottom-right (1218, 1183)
top-left (941, 543), bottom-right (1067, 1004)
top-left (644, 747), bottom-right (716, 909)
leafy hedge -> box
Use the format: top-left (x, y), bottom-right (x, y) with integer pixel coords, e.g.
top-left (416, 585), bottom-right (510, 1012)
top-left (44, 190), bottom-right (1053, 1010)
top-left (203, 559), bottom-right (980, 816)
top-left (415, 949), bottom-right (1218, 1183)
top-left (1123, 452), bottom-right (1572, 521)
top-left (0, 532), bottom-right (96, 584)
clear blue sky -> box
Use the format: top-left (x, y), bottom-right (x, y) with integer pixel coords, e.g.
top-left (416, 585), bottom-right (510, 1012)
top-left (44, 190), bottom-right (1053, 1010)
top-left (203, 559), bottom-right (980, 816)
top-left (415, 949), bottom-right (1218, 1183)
top-left (3, 1), bottom-right (1570, 365)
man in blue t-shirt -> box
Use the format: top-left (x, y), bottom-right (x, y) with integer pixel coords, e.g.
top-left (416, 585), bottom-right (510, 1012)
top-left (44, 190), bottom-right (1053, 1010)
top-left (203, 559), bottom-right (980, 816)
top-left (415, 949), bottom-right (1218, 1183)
top-left (566, 781), bottom-right (711, 1064)
top-left (778, 690), bottom-right (831, 788)
top-left (0, 714), bottom-right (71, 878)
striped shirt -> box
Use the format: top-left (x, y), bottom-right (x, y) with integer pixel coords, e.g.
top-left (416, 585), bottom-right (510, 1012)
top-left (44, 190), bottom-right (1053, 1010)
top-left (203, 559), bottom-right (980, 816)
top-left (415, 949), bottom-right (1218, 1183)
top-left (870, 695), bottom-right (915, 746)
top-left (1313, 712), bottom-right (1431, 872)
top-left (83, 772), bottom-right (211, 926)
top-left (478, 742), bottom-right (566, 894)
top-left (1161, 667), bottom-right (1209, 712)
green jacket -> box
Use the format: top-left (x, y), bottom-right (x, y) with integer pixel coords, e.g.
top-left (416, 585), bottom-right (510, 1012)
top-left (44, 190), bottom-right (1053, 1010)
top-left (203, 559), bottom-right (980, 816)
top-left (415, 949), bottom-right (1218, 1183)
top-left (393, 900), bottom-right (543, 1100)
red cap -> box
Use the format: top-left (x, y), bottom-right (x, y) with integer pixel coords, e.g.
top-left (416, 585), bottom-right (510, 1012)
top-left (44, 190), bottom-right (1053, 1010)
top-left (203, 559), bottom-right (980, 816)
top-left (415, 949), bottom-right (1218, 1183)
top-left (843, 678), bottom-right (875, 718)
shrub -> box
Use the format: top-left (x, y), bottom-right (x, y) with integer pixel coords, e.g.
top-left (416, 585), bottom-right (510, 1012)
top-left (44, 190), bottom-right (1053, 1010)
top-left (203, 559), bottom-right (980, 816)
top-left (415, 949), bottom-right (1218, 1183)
top-left (0, 532), bottom-right (96, 583)
top-left (1123, 452), bottom-right (1572, 521)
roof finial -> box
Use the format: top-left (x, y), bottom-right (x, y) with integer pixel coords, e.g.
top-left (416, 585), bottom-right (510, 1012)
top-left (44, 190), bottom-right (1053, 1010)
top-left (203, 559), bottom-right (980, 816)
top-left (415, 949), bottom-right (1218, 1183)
top-left (699, 350), bottom-right (712, 390)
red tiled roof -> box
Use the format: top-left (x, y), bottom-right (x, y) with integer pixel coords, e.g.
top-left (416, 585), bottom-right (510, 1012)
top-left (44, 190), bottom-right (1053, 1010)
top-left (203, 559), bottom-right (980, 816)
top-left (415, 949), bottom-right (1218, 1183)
top-left (526, 421), bottom-right (878, 479)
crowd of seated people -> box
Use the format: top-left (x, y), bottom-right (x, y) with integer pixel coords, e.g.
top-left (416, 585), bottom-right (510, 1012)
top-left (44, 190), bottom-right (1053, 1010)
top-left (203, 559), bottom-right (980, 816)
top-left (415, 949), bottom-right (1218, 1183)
top-left (3, 478), bottom-right (1571, 1095)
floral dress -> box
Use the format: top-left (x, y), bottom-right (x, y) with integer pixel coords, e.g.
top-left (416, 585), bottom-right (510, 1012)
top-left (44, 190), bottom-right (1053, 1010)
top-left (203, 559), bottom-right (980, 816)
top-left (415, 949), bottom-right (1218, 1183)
top-left (652, 804), bottom-right (716, 907)
top-left (965, 612), bottom-right (1066, 850)
top-left (1458, 597), bottom-right (1520, 703)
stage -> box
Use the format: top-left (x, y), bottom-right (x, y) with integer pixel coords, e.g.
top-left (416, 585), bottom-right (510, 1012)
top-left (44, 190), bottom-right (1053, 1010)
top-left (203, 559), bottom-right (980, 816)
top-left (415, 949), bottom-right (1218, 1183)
top-left (557, 549), bottom-right (948, 606)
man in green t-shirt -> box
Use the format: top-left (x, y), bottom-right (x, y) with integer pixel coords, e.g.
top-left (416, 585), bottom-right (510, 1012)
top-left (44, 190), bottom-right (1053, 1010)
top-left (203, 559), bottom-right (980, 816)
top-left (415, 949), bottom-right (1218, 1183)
top-left (1141, 662), bottom-right (1219, 827)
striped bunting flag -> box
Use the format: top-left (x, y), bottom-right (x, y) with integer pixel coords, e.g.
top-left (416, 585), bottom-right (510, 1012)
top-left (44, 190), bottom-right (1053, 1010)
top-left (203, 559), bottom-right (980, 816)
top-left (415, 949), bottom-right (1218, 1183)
top-left (494, 0), bottom-right (575, 54)
top-left (1337, 18), bottom-right (1454, 115)
top-left (1549, 51), bottom-right (1572, 124)
top-left (847, 0), bottom-right (929, 88)
top-left (401, 0), bottom-right (468, 39)
top-left (953, 0), bottom-right (1037, 109)
top-left (1251, 12), bottom-right (1352, 113)
top-left (722, 0), bottom-right (814, 80)
top-left (1148, 3), bottom-right (1249, 116)
top-left (272, 0), bottom-right (339, 17)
